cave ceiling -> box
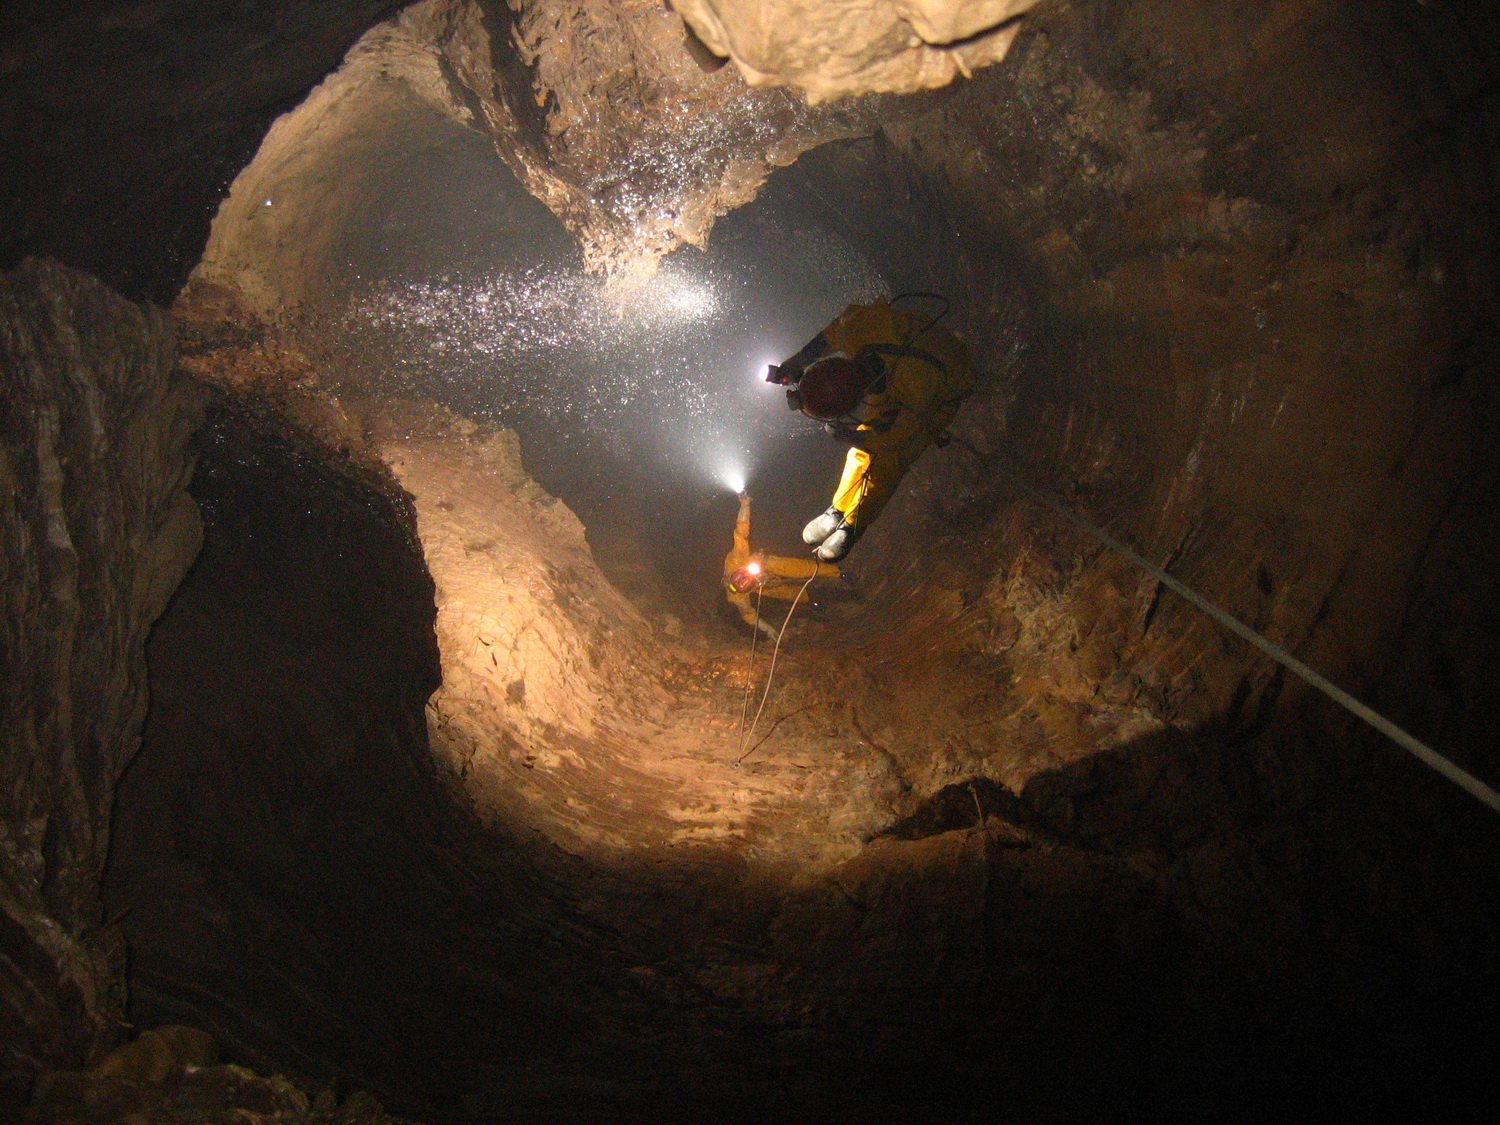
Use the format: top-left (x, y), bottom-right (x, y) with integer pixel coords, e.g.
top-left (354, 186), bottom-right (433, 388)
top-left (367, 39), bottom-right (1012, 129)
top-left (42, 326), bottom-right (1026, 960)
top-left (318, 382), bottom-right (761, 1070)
top-left (1, 0), bottom-right (1043, 300)
top-left (672, 0), bottom-right (1037, 101)
top-left (195, 0), bottom-right (1023, 288)
top-left (418, 0), bottom-right (1040, 273)
top-left (448, 0), bottom-right (868, 274)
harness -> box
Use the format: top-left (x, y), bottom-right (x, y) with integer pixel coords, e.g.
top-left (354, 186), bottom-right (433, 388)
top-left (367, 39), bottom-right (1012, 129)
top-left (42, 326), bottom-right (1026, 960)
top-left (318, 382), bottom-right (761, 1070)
top-left (826, 343), bottom-right (955, 440)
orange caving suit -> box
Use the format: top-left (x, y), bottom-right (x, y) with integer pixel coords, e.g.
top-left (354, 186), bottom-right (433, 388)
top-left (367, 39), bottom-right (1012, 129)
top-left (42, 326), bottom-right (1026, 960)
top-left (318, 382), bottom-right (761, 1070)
top-left (797, 299), bottom-right (976, 530)
top-left (724, 493), bottom-right (839, 634)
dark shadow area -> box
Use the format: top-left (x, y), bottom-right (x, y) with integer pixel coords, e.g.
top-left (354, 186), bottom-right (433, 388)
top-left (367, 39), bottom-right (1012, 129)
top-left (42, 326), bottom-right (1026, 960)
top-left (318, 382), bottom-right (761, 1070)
top-left (0, 0), bottom-right (402, 303)
top-left (871, 709), bottom-right (1500, 1122)
top-left (103, 394), bottom-right (537, 1116)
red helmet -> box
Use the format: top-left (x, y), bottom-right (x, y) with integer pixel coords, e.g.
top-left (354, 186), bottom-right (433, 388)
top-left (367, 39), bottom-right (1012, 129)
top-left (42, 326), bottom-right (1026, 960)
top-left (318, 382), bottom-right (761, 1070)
top-left (798, 356), bottom-right (867, 420)
top-left (728, 561), bottom-right (763, 593)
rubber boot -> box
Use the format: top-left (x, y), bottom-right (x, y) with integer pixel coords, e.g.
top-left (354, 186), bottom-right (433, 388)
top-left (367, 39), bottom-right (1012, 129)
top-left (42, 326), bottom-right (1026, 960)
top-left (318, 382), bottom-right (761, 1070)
top-left (802, 507), bottom-right (843, 545)
top-left (815, 522), bottom-right (862, 562)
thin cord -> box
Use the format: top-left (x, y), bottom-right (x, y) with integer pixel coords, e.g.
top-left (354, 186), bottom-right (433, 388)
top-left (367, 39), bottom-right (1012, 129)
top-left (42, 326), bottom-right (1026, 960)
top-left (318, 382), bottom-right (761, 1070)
top-left (736, 570), bottom-right (820, 766)
top-left (735, 586), bottom-right (763, 756)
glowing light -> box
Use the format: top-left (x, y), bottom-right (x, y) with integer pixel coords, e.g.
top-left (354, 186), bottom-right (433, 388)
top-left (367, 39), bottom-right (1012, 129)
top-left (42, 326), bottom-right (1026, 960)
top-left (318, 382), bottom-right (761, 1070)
top-left (327, 217), bottom-right (890, 481)
top-left (746, 561), bottom-right (762, 576)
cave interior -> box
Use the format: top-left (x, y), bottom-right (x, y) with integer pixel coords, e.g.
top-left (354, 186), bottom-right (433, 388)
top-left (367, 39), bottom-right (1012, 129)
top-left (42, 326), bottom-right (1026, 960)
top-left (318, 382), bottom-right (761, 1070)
top-left (3, 1), bottom-right (1500, 1122)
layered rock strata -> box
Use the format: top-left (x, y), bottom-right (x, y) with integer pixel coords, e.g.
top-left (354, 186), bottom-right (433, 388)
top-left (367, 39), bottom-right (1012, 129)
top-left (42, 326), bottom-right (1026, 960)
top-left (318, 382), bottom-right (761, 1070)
top-left (1, 259), bottom-right (204, 1096)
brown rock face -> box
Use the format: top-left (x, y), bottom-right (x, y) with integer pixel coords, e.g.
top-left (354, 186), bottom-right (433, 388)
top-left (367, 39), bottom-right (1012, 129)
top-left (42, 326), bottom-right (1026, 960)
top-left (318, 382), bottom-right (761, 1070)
top-left (1, 259), bottom-right (204, 1091)
top-left (879, 0), bottom-right (1500, 757)
top-left (0, 2), bottom-right (404, 303)
top-left (673, 0), bottom-right (1037, 101)
top-left (2, 0), bottom-right (1499, 1120)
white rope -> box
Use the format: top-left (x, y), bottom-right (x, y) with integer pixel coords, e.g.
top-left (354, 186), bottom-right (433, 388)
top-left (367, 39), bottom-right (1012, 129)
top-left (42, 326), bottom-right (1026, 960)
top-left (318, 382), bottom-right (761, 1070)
top-left (735, 586), bottom-right (764, 757)
top-left (1000, 465), bottom-right (1500, 815)
top-left (737, 570), bottom-right (820, 766)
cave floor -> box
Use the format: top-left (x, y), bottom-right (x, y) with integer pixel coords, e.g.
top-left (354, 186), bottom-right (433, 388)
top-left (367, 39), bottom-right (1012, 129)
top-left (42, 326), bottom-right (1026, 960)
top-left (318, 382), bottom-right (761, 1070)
top-left (102, 379), bottom-right (1500, 1123)
top-left (109, 381), bottom-right (1206, 1121)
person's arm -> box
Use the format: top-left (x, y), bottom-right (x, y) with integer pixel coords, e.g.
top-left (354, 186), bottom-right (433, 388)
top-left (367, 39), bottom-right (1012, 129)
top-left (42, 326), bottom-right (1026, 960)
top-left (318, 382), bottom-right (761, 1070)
top-left (777, 332), bottom-right (832, 382)
top-left (733, 493), bottom-right (751, 558)
top-left (729, 590), bottom-right (777, 638)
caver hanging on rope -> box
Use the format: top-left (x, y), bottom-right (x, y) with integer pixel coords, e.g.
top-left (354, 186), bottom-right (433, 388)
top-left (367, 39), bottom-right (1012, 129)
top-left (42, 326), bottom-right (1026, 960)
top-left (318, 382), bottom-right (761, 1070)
top-left (766, 292), bottom-right (974, 561)
top-left (723, 490), bottom-right (840, 638)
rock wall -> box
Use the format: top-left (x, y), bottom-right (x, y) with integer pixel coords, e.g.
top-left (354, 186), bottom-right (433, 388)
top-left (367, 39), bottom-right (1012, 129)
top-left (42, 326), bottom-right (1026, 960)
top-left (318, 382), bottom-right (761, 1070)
top-left (673, 0), bottom-right (1037, 101)
top-left (99, 391), bottom-right (454, 1113)
top-left (870, 0), bottom-right (1500, 774)
top-left (362, 399), bottom-right (670, 847)
top-left (0, 1), bottom-right (404, 303)
top-left (0, 259), bottom-right (204, 1098)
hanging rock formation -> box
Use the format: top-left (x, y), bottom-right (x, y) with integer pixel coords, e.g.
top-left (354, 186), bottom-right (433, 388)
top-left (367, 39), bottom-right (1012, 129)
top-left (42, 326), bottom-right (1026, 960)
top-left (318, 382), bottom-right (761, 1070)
top-left (672, 0), bottom-right (1038, 101)
top-left (193, 0), bottom-right (909, 308)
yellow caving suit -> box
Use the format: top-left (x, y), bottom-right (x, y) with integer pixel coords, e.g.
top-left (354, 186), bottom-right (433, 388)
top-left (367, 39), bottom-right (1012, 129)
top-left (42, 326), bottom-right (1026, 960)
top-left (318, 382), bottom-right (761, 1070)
top-left (724, 494), bottom-right (839, 636)
top-left (796, 299), bottom-right (976, 530)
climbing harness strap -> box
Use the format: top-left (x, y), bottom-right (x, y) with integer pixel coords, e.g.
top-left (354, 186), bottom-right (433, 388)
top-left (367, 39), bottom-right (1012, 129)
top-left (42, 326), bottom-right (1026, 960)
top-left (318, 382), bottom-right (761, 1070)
top-left (866, 341), bottom-right (948, 372)
top-left (995, 458), bottom-right (1500, 816)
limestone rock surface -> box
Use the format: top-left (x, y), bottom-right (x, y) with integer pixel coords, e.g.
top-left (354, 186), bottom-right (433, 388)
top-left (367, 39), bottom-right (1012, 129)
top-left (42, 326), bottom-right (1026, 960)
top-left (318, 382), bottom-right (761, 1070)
top-left (673, 0), bottom-right (1037, 101)
top-left (194, 0), bottom-right (905, 309)
top-left (1, 259), bottom-right (205, 1093)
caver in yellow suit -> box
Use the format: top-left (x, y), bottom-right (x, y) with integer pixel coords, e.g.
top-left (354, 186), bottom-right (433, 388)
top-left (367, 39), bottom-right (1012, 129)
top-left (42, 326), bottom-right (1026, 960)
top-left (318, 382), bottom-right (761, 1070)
top-left (769, 297), bottom-right (976, 561)
top-left (723, 492), bottom-right (839, 637)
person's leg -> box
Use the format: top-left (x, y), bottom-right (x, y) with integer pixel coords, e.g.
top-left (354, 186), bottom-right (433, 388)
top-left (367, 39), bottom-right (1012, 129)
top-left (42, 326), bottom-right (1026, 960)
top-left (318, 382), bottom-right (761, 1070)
top-left (803, 447), bottom-right (871, 555)
top-left (830, 447), bottom-right (871, 523)
top-left (764, 555), bottom-right (839, 581)
top-left (837, 445), bottom-right (912, 530)
top-left (759, 554), bottom-right (840, 604)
